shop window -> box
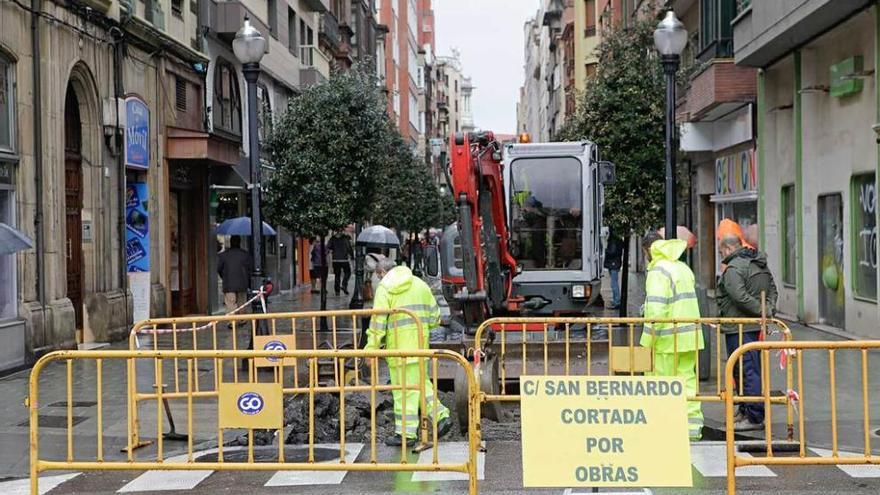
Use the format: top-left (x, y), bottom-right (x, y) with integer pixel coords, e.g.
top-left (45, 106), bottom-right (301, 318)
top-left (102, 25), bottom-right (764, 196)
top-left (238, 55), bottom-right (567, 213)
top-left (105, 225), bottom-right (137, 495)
top-left (0, 56), bottom-right (13, 153)
top-left (781, 184), bottom-right (796, 286)
top-left (851, 174), bottom-right (876, 300)
top-left (212, 61), bottom-right (242, 136)
top-left (817, 193), bottom-right (845, 327)
top-left (0, 189), bottom-right (16, 319)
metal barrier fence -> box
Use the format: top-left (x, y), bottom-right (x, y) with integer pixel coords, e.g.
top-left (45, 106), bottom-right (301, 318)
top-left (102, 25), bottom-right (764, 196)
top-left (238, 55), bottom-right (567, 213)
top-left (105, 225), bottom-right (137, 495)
top-left (725, 340), bottom-right (880, 495)
top-left (470, 317), bottom-right (798, 438)
top-left (29, 348), bottom-right (479, 495)
top-left (127, 309), bottom-right (423, 450)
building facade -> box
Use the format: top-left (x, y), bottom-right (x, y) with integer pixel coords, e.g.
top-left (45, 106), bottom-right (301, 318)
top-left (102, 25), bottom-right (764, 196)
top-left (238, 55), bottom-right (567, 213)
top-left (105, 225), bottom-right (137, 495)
top-left (733, 0), bottom-right (880, 336)
top-left (0, 0), bottom-right (364, 372)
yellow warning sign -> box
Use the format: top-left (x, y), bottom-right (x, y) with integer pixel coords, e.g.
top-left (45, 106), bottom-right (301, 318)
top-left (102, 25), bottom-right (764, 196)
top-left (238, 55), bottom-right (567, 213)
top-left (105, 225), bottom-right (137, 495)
top-left (218, 382), bottom-right (283, 430)
top-left (520, 376), bottom-right (692, 488)
top-left (253, 335), bottom-right (297, 367)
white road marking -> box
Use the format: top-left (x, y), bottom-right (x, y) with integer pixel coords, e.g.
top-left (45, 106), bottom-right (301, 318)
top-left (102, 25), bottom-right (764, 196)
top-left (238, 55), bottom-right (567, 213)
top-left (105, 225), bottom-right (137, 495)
top-left (691, 444), bottom-right (776, 477)
top-left (411, 441), bottom-right (485, 482)
top-left (118, 470), bottom-right (214, 493)
top-left (810, 447), bottom-right (880, 478)
top-left (264, 443), bottom-right (364, 486)
top-left (0, 473), bottom-right (80, 495)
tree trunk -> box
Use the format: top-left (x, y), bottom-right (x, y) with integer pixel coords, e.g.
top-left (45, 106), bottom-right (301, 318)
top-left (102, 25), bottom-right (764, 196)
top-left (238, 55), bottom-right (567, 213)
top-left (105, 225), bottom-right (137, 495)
top-left (618, 234), bottom-right (631, 318)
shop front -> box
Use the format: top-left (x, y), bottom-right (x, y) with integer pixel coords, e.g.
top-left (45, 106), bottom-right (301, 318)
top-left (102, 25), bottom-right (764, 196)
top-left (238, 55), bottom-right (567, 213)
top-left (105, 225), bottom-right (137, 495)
top-left (711, 147), bottom-right (758, 272)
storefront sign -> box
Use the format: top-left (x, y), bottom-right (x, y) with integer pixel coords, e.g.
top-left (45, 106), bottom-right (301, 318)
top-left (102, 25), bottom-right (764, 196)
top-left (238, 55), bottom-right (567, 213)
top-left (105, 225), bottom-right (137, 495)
top-left (125, 183), bottom-right (149, 272)
top-left (124, 96), bottom-right (150, 169)
top-left (218, 382), bottom-right (283, 429)
top-left (520, 376), bottom-right (692, 488)
top-left (715, 149), bottom-right (757, 196)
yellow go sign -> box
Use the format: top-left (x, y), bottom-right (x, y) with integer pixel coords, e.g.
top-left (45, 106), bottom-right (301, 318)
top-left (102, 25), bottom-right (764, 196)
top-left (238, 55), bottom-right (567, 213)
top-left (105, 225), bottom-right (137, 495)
top-left (218, 382), bottom-right (283, 430)
top-left (520, 376), bottom-right (692, 488)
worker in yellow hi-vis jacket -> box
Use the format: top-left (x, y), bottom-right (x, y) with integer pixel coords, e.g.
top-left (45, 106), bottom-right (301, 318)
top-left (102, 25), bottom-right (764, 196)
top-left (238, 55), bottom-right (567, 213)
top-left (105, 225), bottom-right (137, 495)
top-left (364, 255), bottom-right (452, 446)
top-left (640, 232), bottom-right (704, 441)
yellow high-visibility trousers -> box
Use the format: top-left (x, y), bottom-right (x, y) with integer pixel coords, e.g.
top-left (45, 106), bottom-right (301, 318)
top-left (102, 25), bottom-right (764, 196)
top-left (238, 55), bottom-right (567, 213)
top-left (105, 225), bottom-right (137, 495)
top-left (647, 351), bottom-right (703, 440)
top-left (388, 361), bottom-right (450, 439)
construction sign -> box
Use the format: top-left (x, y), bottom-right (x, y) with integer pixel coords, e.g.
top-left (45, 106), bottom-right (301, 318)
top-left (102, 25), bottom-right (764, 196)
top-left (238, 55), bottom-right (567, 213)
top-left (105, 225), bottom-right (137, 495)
top-left (218, 382), bottom-right (283, 430)
top-left (520, 376), bottom-right (692, 488)
top-left (253, 335), bottom-right (298, 367)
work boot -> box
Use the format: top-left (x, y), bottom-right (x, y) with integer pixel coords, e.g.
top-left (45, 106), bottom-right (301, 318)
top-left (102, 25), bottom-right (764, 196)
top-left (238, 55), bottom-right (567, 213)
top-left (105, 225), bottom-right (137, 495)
top-left (437, 417), bottom-right (453, 438)
top-left (733, 418), bottom-right (764, 431)
top-left (384, 434), bottom-right (409, 446)
top-left (732, 409), bottom-right (747, 424)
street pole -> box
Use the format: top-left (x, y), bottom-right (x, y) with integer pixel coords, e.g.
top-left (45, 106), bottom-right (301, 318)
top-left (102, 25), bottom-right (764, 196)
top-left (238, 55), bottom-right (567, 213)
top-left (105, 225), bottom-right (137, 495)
top-left (243, 62), bottom-right (265, 324)
top-left (662, 54), bottom-right (680, 239)
top-left (350, 223), bottom-right (365, 310)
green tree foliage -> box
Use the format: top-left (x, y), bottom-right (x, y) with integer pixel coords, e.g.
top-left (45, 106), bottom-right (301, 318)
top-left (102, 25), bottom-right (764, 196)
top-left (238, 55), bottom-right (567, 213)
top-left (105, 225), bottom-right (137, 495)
top-left (372, 137), bottom-right (450, 232)
top-left (560, 18), bottom-right (666, 237)
top-left (264, 67), bottom-right (394, 237)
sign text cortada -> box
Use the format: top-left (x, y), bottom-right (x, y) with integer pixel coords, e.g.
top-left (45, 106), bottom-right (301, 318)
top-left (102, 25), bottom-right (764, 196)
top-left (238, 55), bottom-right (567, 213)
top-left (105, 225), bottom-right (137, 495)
top-left (520, 376), bottom-right (692, 488)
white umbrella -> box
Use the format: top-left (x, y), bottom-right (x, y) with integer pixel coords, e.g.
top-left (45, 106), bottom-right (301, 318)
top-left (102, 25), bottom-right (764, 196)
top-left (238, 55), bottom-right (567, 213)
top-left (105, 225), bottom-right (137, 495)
top-left (356, 225), bottom-right (400, 248)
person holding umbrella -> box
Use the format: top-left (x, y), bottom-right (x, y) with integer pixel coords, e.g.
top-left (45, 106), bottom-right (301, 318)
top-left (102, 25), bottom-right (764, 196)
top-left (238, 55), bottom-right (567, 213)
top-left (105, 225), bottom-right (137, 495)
top-left (217, 236), bottom-right (253, 319)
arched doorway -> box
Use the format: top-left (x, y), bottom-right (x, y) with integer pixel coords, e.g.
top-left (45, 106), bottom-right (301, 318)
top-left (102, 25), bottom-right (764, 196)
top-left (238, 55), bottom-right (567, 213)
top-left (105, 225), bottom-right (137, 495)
top-left (64, 84), bottom-right (84, 331)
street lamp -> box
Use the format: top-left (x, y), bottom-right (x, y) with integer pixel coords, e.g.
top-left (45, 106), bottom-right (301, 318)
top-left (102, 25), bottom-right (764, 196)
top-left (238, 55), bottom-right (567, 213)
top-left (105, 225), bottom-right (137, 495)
top-left (654, 11), bottom-right (687, 240)
top-left (234, 16), bottom-right (268, 326)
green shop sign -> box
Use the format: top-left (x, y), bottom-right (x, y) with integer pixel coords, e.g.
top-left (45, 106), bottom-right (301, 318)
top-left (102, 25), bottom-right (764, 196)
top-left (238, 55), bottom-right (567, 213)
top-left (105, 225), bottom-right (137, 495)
top-left (830, 56), bottom-right (864, 98)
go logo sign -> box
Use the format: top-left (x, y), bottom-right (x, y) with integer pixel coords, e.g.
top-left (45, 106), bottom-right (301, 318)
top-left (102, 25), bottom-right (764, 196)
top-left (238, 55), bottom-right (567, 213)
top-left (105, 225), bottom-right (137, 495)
top-left (237, 392), bottom-right (265, 415)
top-left (263, 340), bottom-right (287, 363)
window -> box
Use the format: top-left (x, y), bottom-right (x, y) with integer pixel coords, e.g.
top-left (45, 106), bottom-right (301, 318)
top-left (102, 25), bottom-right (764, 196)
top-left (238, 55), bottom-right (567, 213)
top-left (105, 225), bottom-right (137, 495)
top-left (509, 157), bottom-right (583, 270)
top-left (288, 9), bottom-right (297, 54)
top-left (175, 76), bottom-right (187, 111)
top-left (852, 174), bottom-right (876, 299)
top-left (585, 62), bottom-right (597, 80)
top-left (171, 0), bottom-right (183, 17)
top-left (585, 0), bottom-right (596, 37)
top-left (256, 84), bottom-right (273, 144)
top-left (0, 189), bottom-right (16, 319)
top-left (212, 61), bottom-right (242, 136)
top-left (268, 0), bottom-right (278, 37)
top-left (408, 93), bottom-right (418, 128)
top-left (0, 56), bottom-right (13, 153)
top-left (781, 184), bottom-right (796, 286)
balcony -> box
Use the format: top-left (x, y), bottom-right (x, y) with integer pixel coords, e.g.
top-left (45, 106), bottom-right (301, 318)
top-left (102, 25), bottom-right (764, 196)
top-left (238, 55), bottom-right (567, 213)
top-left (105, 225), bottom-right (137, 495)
top-left (319, 12), bottom-right (340, 51)
top-left (302, 0), bottom-right (329, 12)
top-left (211, 1), bottom-right (270, 44)
top-left (299, 45), bottom-right (331, 88)
top-left (680, 60), bottom-right (757, 122)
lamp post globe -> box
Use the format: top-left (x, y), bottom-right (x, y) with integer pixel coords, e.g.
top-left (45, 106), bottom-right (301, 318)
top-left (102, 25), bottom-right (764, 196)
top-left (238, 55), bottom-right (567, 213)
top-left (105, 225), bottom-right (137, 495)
top-left (654, 11), bottom-right (687, 241)
top-left (233, 16), bottom-right (267, 65)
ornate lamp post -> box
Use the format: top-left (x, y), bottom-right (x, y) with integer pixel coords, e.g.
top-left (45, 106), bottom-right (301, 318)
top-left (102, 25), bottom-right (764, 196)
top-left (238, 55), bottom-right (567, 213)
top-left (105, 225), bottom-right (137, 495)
top-left (654, 11), bottom-right (688, 239)
top-left (233, 16), bottom-right (268, 321)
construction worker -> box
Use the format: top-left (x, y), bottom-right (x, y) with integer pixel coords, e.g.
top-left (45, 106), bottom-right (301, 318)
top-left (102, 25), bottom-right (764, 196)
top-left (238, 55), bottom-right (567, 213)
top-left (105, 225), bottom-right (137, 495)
top-left (364, 255), bottom-right (452, 446)
top-left (640, 231), bottom-right (704, 440)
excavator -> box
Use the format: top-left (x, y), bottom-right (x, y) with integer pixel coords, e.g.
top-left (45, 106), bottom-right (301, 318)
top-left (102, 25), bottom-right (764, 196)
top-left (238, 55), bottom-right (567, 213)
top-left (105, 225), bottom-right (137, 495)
top-left (439, 131), bottom-right (615, 424)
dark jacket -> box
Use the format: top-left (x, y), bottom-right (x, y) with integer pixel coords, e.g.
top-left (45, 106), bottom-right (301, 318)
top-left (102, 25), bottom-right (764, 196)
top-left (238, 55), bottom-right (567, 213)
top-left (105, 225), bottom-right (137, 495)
top-left (217, 247), bottom-right (252, 293)
top-left (604, 235), bottom-right (624, 270)
top-left (717, 247), bottom-right (778, 333)
top-left (329, 234), bottom-right (353, 262)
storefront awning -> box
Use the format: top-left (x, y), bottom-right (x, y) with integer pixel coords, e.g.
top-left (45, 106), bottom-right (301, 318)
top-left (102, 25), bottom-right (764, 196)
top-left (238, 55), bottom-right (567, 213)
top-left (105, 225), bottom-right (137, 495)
top-left (166, 127), bottom-right (241, 166)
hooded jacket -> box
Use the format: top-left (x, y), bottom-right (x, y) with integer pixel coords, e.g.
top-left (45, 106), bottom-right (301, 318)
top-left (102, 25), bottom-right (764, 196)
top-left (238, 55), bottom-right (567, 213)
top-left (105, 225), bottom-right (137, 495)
top-left (365, 266), bottom-right (440, 366)
top-left (640, 239), bottom-right (704, 353)
top-left (717, 247), bottom-right (778, 333)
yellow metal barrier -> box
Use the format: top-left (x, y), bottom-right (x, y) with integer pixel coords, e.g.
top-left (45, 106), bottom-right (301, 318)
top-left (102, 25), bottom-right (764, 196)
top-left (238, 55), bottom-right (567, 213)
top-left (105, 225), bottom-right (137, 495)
top-left (29, 348), bottom-right (479, 495)
top-left (726, 340), bottom-right (880, 495)
top-left (127, 308), bottom-right (424, 449)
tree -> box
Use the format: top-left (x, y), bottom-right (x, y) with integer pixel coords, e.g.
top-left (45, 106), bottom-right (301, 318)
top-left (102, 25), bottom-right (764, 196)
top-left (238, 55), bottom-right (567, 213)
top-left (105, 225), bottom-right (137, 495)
top-left (560, 18), bottom-right (666, 315)
top-left (264, 66), bottom-right (394, 311)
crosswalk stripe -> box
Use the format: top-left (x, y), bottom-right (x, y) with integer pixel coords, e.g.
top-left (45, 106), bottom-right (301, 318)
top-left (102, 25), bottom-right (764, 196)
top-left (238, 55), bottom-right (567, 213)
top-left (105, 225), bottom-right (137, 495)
top-left (0, 473), bottom-right (80, 495)
top-left (118, 451), bottom-right (212, 493)
top-left (690, 444), bottom-right (776, 477)
top-left (264, 443), bottom-right (364, 486)
top-left (810, 447), bottom-right (880, 478)
top-left (411, 441), bottom-right (485, 482)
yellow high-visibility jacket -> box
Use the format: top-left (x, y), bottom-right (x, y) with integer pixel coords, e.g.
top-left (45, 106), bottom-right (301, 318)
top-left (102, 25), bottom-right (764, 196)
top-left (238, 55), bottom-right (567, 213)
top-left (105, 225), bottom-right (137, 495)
top-left (640, 239), bottom-right (704, 353)
top-left (365, 266), bottom-right (441, 367)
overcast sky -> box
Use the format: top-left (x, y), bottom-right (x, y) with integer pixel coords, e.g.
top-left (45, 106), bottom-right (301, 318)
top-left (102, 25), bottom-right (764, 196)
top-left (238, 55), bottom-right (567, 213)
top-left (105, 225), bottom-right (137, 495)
top-left (434, 0), bottom-right (540, 135)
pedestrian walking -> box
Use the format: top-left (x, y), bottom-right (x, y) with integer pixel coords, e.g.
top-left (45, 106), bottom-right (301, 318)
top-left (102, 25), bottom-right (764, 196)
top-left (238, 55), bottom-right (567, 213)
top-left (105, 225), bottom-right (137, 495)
top-left (308, 236), bottom-right (318, 294)
top-left (310, 239), bottom-right (328, 295)
top-left (364, 255), bottom-right (452, 446)
top-left (604, 231), bottom-right (624, 309)
top-left (329, 231), bottom-right (353, 296)
top-left (217, 236), bottom-right (253, 320)
top-left (640, 231), bottom-right (704, 440)
top-left (717, 222), bottom-right (778, 431)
